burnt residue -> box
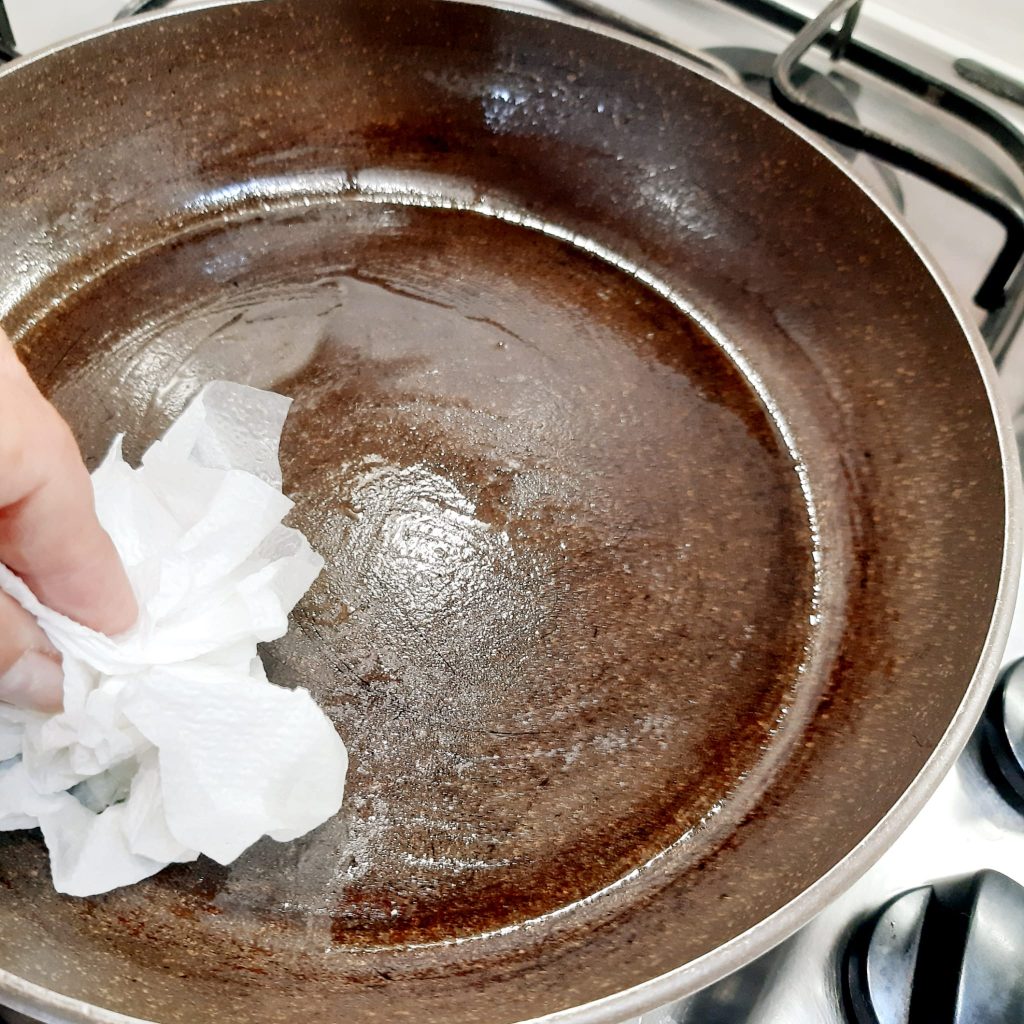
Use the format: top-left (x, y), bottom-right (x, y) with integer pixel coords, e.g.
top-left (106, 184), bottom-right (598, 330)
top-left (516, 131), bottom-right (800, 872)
top-left (12, 197), bottom-right (814, 949)
top-left (273, 217), bottom-right (812, 948)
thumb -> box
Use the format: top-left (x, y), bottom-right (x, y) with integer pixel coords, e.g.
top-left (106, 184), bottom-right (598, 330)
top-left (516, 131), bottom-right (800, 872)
top-left (0, 590), bottom-right (63, 712)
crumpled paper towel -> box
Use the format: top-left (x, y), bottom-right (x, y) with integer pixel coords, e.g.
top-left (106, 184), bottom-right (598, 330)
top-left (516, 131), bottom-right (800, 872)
top-left (0, 381), bottom-right (347, 897)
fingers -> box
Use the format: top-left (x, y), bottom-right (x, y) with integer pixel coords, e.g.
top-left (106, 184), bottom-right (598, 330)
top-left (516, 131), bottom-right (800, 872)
top-left (0, 590), bottom-right (63, 713)
top-left (0, 329), bottom-right (136, 714)
top-left (0, 331), bottom-right (137, 636)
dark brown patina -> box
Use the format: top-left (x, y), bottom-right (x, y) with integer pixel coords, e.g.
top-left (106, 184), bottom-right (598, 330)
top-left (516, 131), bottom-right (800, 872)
top-left (0, 2), bottom-right (1007, 1023)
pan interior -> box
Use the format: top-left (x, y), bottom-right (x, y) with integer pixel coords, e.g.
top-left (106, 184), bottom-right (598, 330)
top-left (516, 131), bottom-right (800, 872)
top-left (7, 193), bottom-right (817, 951)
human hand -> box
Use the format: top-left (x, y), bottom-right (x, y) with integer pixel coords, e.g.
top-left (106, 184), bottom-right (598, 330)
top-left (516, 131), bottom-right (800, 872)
top-left (0, 328), bottom-right (137, 712)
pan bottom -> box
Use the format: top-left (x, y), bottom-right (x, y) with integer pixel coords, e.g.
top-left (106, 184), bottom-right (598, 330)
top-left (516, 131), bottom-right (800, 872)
top-left (8, 195), bottom-right (816, 956)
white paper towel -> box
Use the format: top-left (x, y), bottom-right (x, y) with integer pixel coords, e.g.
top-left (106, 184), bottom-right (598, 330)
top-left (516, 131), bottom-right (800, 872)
top-left (0, 381), bottom-right (348, 896)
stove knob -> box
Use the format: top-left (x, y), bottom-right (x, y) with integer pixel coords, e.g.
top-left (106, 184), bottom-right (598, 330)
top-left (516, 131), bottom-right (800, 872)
top-left (979, 658), bottom-right (1024, 812)
top-left (843, 869), bottom-right (1024, 1024)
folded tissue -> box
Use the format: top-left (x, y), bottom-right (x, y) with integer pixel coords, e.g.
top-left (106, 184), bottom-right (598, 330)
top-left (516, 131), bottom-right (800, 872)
top-left (0, 381), bottom-right (347, 897)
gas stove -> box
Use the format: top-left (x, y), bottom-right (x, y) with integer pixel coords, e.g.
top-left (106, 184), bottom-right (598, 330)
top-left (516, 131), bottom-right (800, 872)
top-left (0, 1), bottom-right (1022, 1023)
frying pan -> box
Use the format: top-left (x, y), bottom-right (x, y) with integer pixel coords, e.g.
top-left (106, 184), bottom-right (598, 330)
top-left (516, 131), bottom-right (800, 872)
top-left (0, 2), bottom-right (1017, 1022)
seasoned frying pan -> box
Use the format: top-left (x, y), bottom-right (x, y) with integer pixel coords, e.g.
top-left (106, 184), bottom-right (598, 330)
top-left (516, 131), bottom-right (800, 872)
top-left (0, 2), bottom-right (1017, 1022)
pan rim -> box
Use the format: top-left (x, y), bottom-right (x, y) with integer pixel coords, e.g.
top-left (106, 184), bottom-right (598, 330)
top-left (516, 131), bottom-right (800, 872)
top-left (0, 2), bottom-right (1018, 1022)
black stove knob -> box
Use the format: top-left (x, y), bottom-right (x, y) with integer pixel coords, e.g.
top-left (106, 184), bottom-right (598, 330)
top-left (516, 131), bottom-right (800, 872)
top-left (979, 658), bottom-right (1024, 812)
top-left (843, 869), bottom-right (1024, 1024)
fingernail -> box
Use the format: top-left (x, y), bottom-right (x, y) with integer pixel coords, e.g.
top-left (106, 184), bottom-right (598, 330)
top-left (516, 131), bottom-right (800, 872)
top-left (0, 650), bottom-right (64, 713)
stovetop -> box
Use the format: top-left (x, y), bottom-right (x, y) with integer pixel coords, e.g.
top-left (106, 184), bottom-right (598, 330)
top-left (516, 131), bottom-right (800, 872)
top-left (1, 2), bottom-right (1023, 1023)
